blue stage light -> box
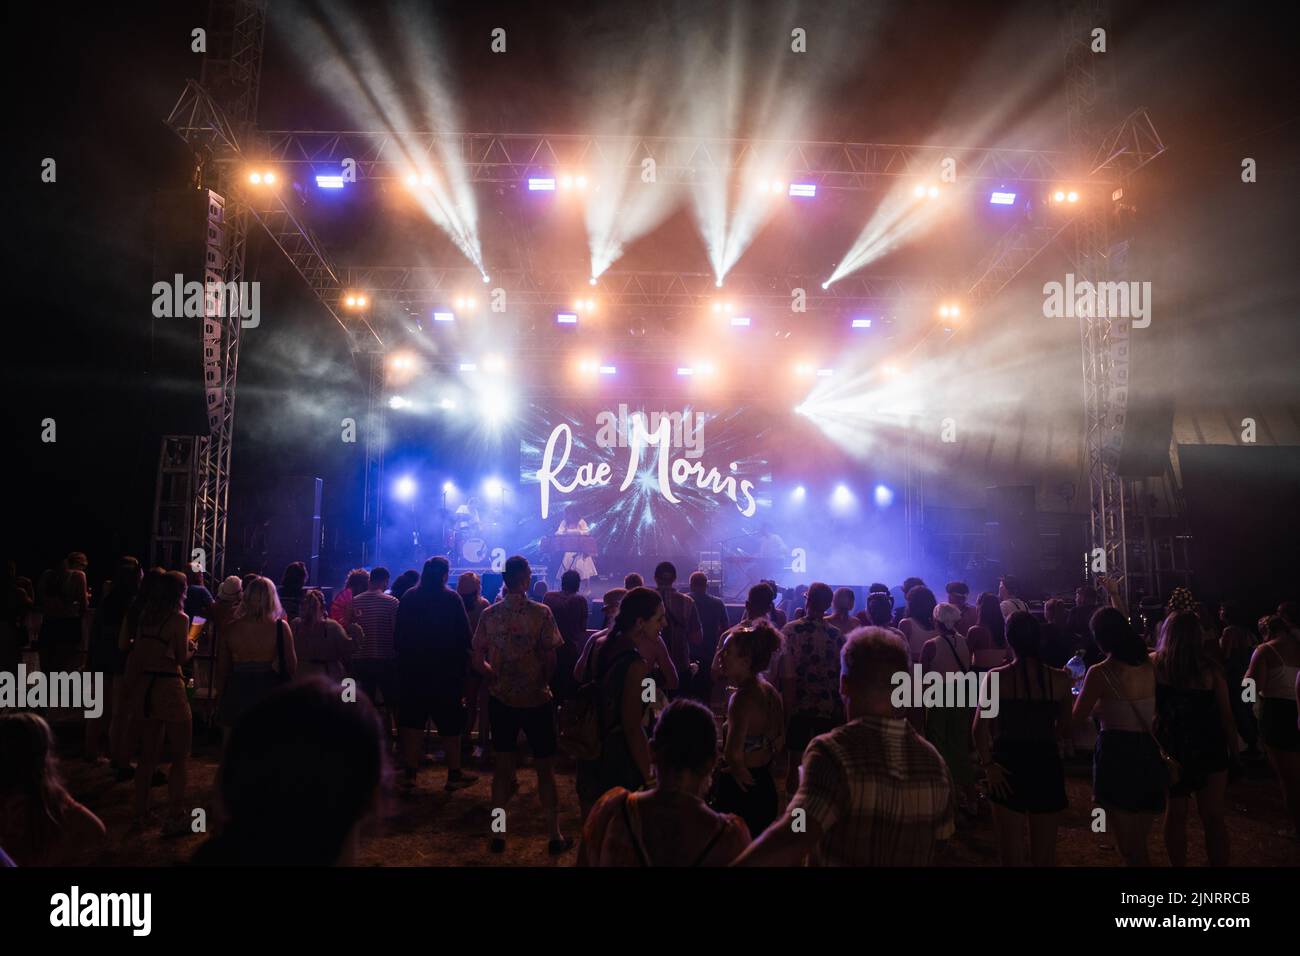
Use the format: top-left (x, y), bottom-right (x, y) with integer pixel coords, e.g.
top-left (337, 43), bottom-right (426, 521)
top-left (394, 476), bottom-right (417, 501)
top-left (556, 312), bottom-right (578, 325)
top-left (990, 191), bottom-right (1016, 205)
top-left (874, 484), bottom-right (895, 507)
top-left (433, 311), bottom-right (455, 322)
top-left (315, 174), bottom-right (345, 189)
top-left (528, 177), bottom-right (556, 192)
top-left (852, 317), bottom-right (872, 329)
top-left (789, 183), bottom-right (816, 198)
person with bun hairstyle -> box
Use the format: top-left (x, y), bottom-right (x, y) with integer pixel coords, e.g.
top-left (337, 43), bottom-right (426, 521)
top-left (710, 622), bottom-right (785, 837)
top-left (578, 699), bottom-right (751, 866)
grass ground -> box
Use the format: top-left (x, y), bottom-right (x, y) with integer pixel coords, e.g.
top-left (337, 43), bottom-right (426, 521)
top-left (48, 716), bottom-right (1300, 868)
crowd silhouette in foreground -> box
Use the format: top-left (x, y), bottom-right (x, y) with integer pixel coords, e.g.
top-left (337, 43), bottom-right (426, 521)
top-left (2, 551), bottom-right (1299, 867)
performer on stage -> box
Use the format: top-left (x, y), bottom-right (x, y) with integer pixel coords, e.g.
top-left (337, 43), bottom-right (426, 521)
top-left (557, 504), bottom-right (597, 588)
top-left (753, 522), bottom-right (787, 586)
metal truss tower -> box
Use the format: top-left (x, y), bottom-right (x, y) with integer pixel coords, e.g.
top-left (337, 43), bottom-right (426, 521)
top-left (1063, 0), bottom-right (1131, 600)
top-left (189, 0), bottom-right (266, 579)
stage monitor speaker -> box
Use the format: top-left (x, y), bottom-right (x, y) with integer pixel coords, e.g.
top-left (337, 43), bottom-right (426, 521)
top-left (984, 485), bottom-right (1038, 589)
top-left (263, 476), bottom-right (323, 587)
top-left (1118, 396), bottom-right (1176, 477)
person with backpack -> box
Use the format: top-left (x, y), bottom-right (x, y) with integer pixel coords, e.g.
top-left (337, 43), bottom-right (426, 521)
top-left (578, 699), bottom-right (750, 866)
top-left (572, 588), bottom-right (665, 822)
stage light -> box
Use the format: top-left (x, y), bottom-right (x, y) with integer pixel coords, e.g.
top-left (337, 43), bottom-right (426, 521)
top-left (821, 281), bottom-right (830, 290)
top-left (439, 397), bottom-right (457, 410)
top-left (874, 484), bottom-right (895, 508)
top-left (433, 311), bottom-right (455, 323)
top-left (388, 352), bottom-right (417, 372)
top-left (589, 276), bottom-right (597, 286)
top-left (528, 177), bottom-right (556, 192)
top-left (598, 365), bottom-right (617, 376)
top-left (459, 362), bottom-right (478, 373)
top-left (394, 476), bottom-right (417, 501)
top-left (443, 480), bottom-right (456, 494)
top-left (852, 318), bottom-right (872, 329)
top-left (938, 303), bottom-right (961, 320)
top-left (928, 185), bottom-right (939, 198)
top-left (421, 173), bottom-right (434, 187)
top-left (484, 477), bottom-right (504, 497)
top-left (561, 175), bottom-right (573, 189)
top-left (792, 485), bottom-right (806, 502)
top-left (388, 396), bottom-right (411, 410)
top-left (316, 174), bottom-right (345, 189)
top-left (677, 367), bottom-right (695, 377)
top-left (1052, 190), bottom-right (1065, 202)
top-left (883, 363), bottom-right (902, 377)
top-left (249, 172), bottom-right (262, 185)
top-left (557, 312), bottom-right (579, 325)
top-left (576, 175), bottom-right (587, 190)
top-left (731, 316), bottom-right (751, 327)
top-left (405, 173), bottom-right (419, 188)
top-left (989, 191), bottom-right (1016, 205)
top-left (711, 303), bottom-right (720, 314)
top-left (247, 169), bottom-right (277, 186)
top-left (482, 274), bottom-right (490, 284)
top-left (483, 354), bottom-right (506, 373)
top-left (343, 293), bottom-right (369, 310)
top-left (795, 362), bottom-right (813, 376)
top-left (913, 185), bottom-right (924, 198)
top-left (1067, 190), bottom-right (1079, 203)
top-left (816, 368), bottom-right (834, 377)
top-left (789, 183), bottom-right (816, 198)
top-left (483, 392), bottom-right (512, 422)
top-left (831, 484), bottom-right (854, 509)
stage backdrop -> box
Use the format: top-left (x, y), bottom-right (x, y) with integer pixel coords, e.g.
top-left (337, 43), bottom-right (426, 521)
top-left (518, 400), bottom-right (774, 558)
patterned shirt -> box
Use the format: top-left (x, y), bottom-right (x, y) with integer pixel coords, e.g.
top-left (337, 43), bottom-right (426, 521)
top-left (350, 590), bottom-right (398, 660)
top-left (776, 617), bottom-right (846, 719)
top-left (790, 715), bottom-right (955, 866)
top-left (472, 593), bottom-right (564, 708)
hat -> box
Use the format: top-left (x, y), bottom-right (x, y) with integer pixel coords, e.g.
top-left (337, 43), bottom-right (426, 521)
top-left (934, 602), bottom-right (963, 630)
top-left (217, 575), bottom-right (243, 601)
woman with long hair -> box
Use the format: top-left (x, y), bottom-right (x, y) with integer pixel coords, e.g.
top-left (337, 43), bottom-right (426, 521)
top-left (291, 588), bottom-right (353, 683)
top-left (711, 622), bottom-right (785, 838)
top-left (1153, 611), bottom-right (1233, 865)
top-left (122, 569), bottom-right (196, 833)
top-left (277, 561), bottom-right (309, 621)
top-left (1245, 616), bottom-right (1300, 838)
top-left (975, 611), bottom-right (1073, 865)
top-left (1073, 607), bottom-right (1165, 865)
top-left (216, 576), bottom-right (297, 736)
top-left (579, 699), bottom-right (751, 866)
top-left (1219, 602), bottom-right (1259, 758)
top-left (898, 585), bottom-right (938, 663)
top-left (0, 713), bottom-right (105, 864)
top-left (84, 556), bottom-right (142, 765)
top-left (967, 591), bottom-right (1010, 672)
top-left (574, 587), bottom-right (663, 821)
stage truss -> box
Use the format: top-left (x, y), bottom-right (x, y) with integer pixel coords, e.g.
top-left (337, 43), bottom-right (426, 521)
top-left (165, 0), bottom-right (1163, 590)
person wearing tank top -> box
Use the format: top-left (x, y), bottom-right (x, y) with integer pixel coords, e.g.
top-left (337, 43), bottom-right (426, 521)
top-left (1073, 606), bottom-right (1165, 866)
top-left (1245, 616), bottom-right (1300, 838)
top-left (974, 611), bottom-right (1072, 865)
top-left (920, 604), bottom-right (978, 817)
top-left (1153, 611), bottom-right (1235, 866)
top-left (579, 700), bottom-right (750, 866)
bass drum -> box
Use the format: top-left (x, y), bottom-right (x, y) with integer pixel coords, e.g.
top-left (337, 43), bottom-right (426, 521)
top-left (460, 537), bottom-right (489, 566)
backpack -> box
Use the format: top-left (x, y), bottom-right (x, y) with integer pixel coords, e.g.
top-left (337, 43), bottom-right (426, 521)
top-left (558, 643), bottom-right (634, 760)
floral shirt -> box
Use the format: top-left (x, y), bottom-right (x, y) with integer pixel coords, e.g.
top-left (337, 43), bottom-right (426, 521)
top-left (472, 593), bottom-right (563, 708)
top-left (776, 617), bottom-right (846, 719)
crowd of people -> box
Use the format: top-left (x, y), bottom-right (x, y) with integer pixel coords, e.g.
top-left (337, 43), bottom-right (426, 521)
top-left (2, 550), bottom-right (1299, 867)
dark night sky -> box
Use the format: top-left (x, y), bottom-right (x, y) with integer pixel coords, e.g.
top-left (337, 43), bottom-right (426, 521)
top-left (2, 0), bottom-right (1297, 586)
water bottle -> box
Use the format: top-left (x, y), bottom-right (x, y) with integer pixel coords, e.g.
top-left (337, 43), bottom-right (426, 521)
top-left (1065, 651), bottom-right (1087, 696)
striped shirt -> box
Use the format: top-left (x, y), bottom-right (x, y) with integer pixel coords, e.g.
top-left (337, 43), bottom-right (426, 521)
top-left (350, 590), bottom-right (399, 660)
top-left (790, 715), bottom-right (955, 866)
